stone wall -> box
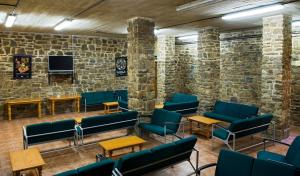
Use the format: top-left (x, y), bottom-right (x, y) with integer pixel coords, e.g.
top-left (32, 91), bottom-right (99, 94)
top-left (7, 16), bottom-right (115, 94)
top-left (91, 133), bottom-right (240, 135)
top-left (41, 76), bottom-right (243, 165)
top-left (220, 29), bottom-right (262, 106)
top-left (0, 31), bottom-right (127, 118)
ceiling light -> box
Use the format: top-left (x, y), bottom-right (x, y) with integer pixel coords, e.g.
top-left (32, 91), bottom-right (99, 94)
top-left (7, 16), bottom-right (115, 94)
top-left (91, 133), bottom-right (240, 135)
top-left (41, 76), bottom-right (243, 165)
top-left (5, 14), bottom-right (17, 27)
top-left (222, 4), bottom-right (284, 20)
top-left (54, 19), bottom-right (73, 31)
top-left (176, 0), bottom-right (216, 11)
top-left (154, 29), bottom-right (159, 35)
top-left (177, 35), bottom-right (198, 41)
top-left (293, 21), bottom-right (300, 27)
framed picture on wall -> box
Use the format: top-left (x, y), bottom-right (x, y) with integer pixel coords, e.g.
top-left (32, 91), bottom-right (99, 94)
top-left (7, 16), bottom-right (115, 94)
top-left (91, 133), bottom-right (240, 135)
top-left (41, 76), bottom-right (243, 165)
top-left (13, 54), bottom-right (32, 79)
top-left (115, 56), bottom-right (127, 77)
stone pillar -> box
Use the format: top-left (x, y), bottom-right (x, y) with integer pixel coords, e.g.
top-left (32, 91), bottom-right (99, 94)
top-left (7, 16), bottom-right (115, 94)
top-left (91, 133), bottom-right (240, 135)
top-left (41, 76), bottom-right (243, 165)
top-left (196, 27), bottom-right (220, 112)
top-left (157, 36), bottom-right (176, 102)
top-left (261, 15), bottom-right (292, 138)
top-left (127, 17), bottom-right (156, 115)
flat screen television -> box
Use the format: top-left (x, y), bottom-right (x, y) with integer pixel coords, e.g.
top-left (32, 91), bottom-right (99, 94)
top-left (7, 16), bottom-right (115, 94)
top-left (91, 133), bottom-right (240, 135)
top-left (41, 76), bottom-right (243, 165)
top-left (48, 55), bottom-right (74, 72)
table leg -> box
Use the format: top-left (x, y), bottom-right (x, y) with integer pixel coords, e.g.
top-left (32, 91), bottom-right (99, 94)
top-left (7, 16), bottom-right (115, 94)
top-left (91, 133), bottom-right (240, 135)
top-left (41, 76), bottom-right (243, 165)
top-left (37, 166), bottom-right (42, 176)
top-left (14, 171), bottom-right (20, 176)
top-left (131, 146), bottom-right (134, 152)
top-left (38, 102), bottom-right (42, 118)
top-left (77, 98), bottom-right (80, 113)
top-left (51, 100), bottom-right (55, 115)
top-left (8, 105), bottom-right (12, 121)
top-left (139, 144), bottom-right (142, 151)
top-left (109, 150), bottom-right (112, 157)
top-left (189, 121), bottom-right (192, 134)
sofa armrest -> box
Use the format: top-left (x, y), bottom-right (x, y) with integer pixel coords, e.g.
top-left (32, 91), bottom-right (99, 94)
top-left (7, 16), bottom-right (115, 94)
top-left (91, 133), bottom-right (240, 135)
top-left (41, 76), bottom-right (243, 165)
top-left (212, 123), bottom-right (229, 131)
top-left (23, 126), bottom-right (27, 139)
top-left (113, 168), bottom-right (123, 176)
top-left (197, 163), bottom-right (217, 175)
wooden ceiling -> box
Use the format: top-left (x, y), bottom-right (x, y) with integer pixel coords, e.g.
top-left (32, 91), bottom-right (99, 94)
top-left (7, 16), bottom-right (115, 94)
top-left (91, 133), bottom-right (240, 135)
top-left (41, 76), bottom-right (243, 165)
top-left (0, 0), bottom-right (299, 36)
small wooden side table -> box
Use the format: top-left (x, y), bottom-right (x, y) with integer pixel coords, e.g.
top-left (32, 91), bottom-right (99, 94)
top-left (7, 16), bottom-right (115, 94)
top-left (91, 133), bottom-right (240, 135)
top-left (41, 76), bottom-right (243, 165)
top-left (103, 101), bottom-right (120, 114)
top-left (10, 148), bottom-right (45, 176)
top-left (47, 95), bottom-right (80, 115)
top-left (99, 136), bottom-right (146, 157)
top-left (188, 115), bottom-right (221, 139)
top-left (5, 98), bottom-right (42, 120)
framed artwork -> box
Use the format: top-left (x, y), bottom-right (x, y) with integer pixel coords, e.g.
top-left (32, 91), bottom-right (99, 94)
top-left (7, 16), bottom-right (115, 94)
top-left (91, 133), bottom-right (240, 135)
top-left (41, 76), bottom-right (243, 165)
top-left (13, 54), bottom-right (32, 79)
top-left (115, 56), bottom-right (127, 77)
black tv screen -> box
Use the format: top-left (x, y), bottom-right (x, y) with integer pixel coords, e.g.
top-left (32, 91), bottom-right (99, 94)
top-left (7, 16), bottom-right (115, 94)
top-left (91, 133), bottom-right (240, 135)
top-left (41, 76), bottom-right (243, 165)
top-left (48, 56), bottom-right (74, 72)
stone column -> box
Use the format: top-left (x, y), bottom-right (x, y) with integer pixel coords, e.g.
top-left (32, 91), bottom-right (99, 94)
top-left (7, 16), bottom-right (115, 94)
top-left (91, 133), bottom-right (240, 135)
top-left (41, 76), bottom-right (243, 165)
top-left (261, 15), bottom-right (292, 138)
top-left (157, 36), bottom-right (176, 102)
top-left (127, 17), bottom-right (156, 115)
top-left (196, 27), bottom-right (220, 112)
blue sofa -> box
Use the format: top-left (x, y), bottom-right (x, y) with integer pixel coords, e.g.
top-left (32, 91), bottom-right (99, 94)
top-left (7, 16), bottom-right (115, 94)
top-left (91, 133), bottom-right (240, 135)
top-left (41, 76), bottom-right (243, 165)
top-left (76, 111), bottom-right (138, 145)
top-left (204, 100), bottom-right (259, 123)
top-left (198, 149), bottom-right (298, 176)
top-left (115, 90), bottom-right (128, 112)
top-left (212, 113), bottom-right (274, 151)
top-left (81, 91), bottom-right (117, 112)
top-left (257, 136), bottom-right (300, 168)
top-left (23, 119), bottom-right (76, 150)
top-left (163, 93), bottom-right (199, 115)
top-left (55, 159), bottom-right (115, 176)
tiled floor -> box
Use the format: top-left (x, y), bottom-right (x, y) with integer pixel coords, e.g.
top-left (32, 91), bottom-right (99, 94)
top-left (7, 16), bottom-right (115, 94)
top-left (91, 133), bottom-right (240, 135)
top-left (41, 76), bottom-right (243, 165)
top-left (0, 111), bottom-right (297, 176)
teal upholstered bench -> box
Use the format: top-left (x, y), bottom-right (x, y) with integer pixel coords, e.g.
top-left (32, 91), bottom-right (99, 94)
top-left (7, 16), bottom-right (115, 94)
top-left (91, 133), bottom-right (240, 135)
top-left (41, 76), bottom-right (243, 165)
top-left (55, 158), bottom-right (115, 176)
top-left (76, 111), bottom-right (138, 145)
top-left (212, 113), bottom-right (274, 151)
top-left (203, 100), bottom-right (259, 123)
top-left (23, 119), bottom-right (76, 150)
top-left (198, 149), bottom-right (298, 176)
top-left (114, 135), bottom-right (199, 176)
top-left (163, 93), bottom-right (199, 115)
top-left (81, 91), bottom-right (117, 112)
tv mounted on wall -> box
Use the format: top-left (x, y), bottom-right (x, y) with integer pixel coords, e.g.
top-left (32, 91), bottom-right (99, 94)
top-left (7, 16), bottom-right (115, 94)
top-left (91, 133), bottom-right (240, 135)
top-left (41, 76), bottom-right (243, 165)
top-left (48, 55), bottom-right (74, 72)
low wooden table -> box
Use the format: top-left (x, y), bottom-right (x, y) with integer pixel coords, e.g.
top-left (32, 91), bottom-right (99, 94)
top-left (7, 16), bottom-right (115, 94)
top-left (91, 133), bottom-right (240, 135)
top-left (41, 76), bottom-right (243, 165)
top-left (188, 115), bottom-right (221, 139)
top-left (99, 136), bottom-right (146, 157)
top-left (103, 101), bottom-right (120, 114)
top-left (47, 95), bottom-right (80, 115)
top-left (10, 148), bottom-right (45, 176)
top-left (5, 98), bottom-right (42, 120)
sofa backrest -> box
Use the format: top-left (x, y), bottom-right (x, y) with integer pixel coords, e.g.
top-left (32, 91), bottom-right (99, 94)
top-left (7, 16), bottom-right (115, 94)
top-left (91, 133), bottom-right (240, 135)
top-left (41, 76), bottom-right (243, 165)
top-left (251, 159), bottom-right (296, 176)
top-left (151, 109), bottom-right (182, 132)
top-left (116, 136), bottom-right (197, 176)
top-left (81, 111), bottom-right (138, 135)
top-left (115, 89), bottom-right (128, 101)
top-left (213, 100), bottom-right (258, 119)
top-left (163, 101), bottom-right (199, 115)
top-left (228, 114), bottom-right (273, 138)
top-left (170, 93), bottom-right (198, 103)
top-left (286, 136), bottom-right (300, 168)
top-left (81, 91), bottom-right (117, 105)
top-left (215, 149), bottom-right (254, 176)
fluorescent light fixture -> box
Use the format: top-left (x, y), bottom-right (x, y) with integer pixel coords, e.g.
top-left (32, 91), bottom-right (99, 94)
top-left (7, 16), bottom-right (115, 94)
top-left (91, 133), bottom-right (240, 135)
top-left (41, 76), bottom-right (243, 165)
top-left (176, 0), bottom-right (215, 11)
top-left (154, 29), bottom-right (159, 35)
top-left (177, 35), bottom-right (198, 41)
top-left (5, 14), bottom-right (17, 27)
top-left (293, 21), bottom-right (300, 27)
top-left (54, 19), bottom-right (73, 31)
top-left (222, 4), bottom-right (284, 20)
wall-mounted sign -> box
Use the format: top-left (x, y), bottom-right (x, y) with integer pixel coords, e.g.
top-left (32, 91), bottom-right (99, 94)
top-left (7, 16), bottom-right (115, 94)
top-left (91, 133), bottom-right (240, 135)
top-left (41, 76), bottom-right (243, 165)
top-left (13, 55), bottom-right (32, 79)
top-left (115, 57), bottom-right (127, 77)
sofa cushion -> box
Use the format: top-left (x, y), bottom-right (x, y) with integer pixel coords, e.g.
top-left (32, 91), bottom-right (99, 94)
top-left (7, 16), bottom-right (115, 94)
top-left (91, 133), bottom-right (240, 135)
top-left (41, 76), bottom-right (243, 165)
top-left (215, 149), bottom-right (254, 176)
top-left (54, 170), bottom-right (78, 176)
top-left (138, 123), bottom-right (174, 136)
top-left (151, 109), bottom-right (181, 132)
top-left (26, 122), bottom-right (53, 135)
top-left (103, 91), bottom-right (116, 102)
top-left (251, 159), bottom-right (296, 176)
top-left (203, 112), bottom-right (239, 123)
top-left (77, 159), bottom-right (114, 176)
top-left (238, 104), bottom-right (259, 119)
top-left (115, 89), bottom-right (128, 101)
top-left (170, 93), bottom-right (197, 103)
top-left (285, 136), bottom-right (300, 168)
top-left (257, 151), bottom-right (286, 163)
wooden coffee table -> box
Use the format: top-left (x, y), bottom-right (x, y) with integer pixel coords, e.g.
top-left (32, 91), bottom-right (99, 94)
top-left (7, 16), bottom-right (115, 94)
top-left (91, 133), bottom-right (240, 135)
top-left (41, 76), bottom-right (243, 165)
top-left (188, 115), bottom-right (221, 139)
top-left (10, 148), bottom-right (45, 176)
top-left (99, 136), bottom-right (146, 157)
top-left (103, 101), bottom-right (120, 114)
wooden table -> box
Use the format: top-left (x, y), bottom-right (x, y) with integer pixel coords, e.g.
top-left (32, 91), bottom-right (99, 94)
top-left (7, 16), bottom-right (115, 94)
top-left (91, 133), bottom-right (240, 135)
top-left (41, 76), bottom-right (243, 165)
top-left (188, 115), bottom-right (221, 139)
top-left (103, 101), bottom-right (120, 114)
top-left (155, 103), bottom-right (164, 109)
top-left (99, 136), bottom-right (146, 157)
top-left (10, 148), bottom-right (45, 176)
top-left (5, 98), bottom-right (42, 121)
top-left (47, 95), bottom-right (80, 115)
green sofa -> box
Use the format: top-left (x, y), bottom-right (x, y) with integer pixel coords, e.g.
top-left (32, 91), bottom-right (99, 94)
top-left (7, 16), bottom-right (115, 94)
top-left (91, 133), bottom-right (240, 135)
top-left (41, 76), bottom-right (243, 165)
top-left (138, 109), bottom-right (182, 143)
top-left (55, 159), bottom-right (115, 176)
top-left (23, 119), bottom-right (76, 150)
top-left (204, 100), bottom-right (259, 123)
top-left (257, 136), bottom-right (300, 168)
top-left (163, 93), bottom-right (199, 115)
top-left (114, 135), bottom-right (199, 176)
top-left (81, 91), bottom-right (117, 112)
top-left (76, 111), bottom-right (138, 145)
top-left (115, 89), bottom-right (128, 112)
top-left (212, 113), bottom-right (274, 151)
top-left (198, 149), bottom-right (298, 176)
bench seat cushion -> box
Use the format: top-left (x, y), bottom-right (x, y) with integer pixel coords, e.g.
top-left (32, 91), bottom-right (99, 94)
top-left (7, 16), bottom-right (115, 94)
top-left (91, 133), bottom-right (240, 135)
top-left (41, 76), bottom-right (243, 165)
top-left (138, 123), bottom-right (174, 136)
top-left (203, 112), bottom-right (239, 123)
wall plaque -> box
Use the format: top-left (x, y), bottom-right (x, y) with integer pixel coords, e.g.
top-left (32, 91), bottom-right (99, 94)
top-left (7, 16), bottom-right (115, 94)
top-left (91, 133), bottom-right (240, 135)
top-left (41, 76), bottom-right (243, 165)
top-left (115, 57), bottom-right (127, 77)
top-left (13, 54), bottom-right (32, 79)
